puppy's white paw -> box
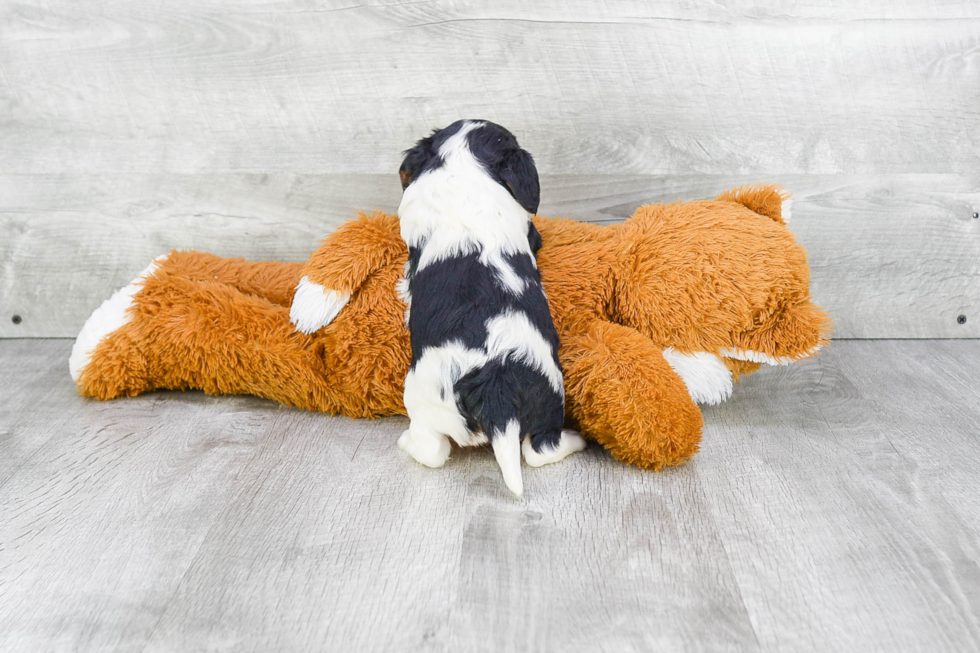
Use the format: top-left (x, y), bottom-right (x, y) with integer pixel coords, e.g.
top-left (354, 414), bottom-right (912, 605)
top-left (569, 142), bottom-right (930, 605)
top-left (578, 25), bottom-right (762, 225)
top-left (398, 428), bottom-right (451, 468)
top-left (290, 276), bottom-right (350, 334)
top-left (522, 429), bottom-right (587, 467)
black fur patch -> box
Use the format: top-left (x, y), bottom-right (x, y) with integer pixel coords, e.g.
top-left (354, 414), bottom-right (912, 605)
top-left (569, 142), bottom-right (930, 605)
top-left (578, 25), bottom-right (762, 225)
top-left (398, 120), bottom-right (465, 189)
top-left (405, 249), bottom-right (564, 451)
top-left (464, 122), bottom-right (540, 213)
top-left (527, 221), bottom-right (543, 256)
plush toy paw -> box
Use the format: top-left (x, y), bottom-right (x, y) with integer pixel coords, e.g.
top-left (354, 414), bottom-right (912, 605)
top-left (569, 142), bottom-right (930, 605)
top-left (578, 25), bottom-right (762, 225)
top-left (289, 276), bottom-right (350, 334)
top-left (521, 429), bottom-right (587, 467)
top-left (398, 428), bottom-right (452, 468)
top-left (69, 255), bottom-right (166, 384)
top-left (661, 348), bottom-right (734, 406)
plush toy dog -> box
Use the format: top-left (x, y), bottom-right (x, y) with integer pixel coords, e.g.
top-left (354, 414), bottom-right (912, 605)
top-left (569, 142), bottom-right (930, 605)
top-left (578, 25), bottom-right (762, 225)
top-left (70, 184), bottom-right (830, 471)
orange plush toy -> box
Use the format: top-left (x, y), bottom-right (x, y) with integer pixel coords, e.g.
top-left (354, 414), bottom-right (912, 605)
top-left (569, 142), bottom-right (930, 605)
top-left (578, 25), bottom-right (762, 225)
top-left (70, 185), bottom-right (830, 470)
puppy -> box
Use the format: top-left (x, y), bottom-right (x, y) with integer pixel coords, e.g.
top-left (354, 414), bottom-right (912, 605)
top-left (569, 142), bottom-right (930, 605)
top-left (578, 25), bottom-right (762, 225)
top-left (396, 119), bottom-right (585, 496)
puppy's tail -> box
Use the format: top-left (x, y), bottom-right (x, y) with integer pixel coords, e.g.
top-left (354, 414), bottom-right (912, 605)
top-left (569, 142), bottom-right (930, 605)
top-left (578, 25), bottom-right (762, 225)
top-left (491, 420), bottom-right (523, 497)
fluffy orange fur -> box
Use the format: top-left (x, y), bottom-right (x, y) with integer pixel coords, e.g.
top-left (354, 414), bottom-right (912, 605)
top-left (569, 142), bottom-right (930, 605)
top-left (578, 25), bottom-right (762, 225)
top-left (76, 185), bottom-right (830, 470)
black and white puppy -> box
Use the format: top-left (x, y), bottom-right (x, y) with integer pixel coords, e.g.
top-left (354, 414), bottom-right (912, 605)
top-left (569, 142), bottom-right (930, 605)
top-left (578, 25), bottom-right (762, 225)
top-left (396, 119), bottom-right (585, 496)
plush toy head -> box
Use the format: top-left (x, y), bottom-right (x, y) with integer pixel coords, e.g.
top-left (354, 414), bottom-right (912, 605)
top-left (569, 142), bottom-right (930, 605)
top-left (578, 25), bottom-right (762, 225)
top-left (610, 189), bottom-right (826, 365)
top-left (532, 184), bottom-right (830, 469)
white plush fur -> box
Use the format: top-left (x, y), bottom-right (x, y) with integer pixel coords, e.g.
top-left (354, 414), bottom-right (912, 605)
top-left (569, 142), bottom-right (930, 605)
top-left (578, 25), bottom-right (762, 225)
top-left (522, 430), bottom-right (587, 468)
top-left (492, 419), bottom-right (523, 496)
top-left (661, 348), bottom-right (733, 406)
top-left (720, 346), bottom-right (823, 366)
top-left (781, 197), bottom-right (793, 224)
top-left (289, 276), bottom-right (350, 335)
top-left (69, 256), bottom-right (166, 383)
top-left (484, 310), bottom-right (564, 395)
top-left (397, 120), bottom-right (535, 295)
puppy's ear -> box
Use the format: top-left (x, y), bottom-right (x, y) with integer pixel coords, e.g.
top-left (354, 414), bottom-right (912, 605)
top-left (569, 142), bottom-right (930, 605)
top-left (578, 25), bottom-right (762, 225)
top-left (527, 220), bottom-right (543, 256)
top-left (497, 149), bottom-right (540, 214)
top-left (399, 141), bottom-right (433, 190)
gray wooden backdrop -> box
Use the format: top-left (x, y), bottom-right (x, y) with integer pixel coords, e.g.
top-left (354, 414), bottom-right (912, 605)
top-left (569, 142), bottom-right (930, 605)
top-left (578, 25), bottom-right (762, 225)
top-left (1, 0), bottom-right (978, 338)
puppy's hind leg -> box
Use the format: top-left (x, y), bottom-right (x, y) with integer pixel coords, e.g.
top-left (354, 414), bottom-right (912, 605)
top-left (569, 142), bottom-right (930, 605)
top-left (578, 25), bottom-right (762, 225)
top-left (399, 422), bottom-right (452, 468)
top-left (522, 429), bottom-right (587, 468)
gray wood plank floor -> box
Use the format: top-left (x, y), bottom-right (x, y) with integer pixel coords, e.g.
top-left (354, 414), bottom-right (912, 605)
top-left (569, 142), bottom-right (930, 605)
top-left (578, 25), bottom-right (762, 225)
top-left (1, 339), bottom-right (979, 652)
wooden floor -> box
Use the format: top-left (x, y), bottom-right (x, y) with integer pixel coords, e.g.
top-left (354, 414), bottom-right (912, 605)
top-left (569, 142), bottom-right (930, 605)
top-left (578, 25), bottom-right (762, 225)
top-left (1, 339), bottom-right (979, 652)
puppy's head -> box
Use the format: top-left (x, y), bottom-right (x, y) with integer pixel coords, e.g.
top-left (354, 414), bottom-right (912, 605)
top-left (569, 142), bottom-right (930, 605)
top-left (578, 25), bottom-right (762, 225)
top-left (399, 120), bottom-right (540, 214)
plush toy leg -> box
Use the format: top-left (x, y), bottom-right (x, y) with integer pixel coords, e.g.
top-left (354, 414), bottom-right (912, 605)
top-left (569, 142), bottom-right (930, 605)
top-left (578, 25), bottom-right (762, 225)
top-left (72, 251), bottom-right (380, 416)
top-left (70, 250), bottom-right (302, 388)
top-left (157, 250), bottom-right (304, 306)
top-left (723, 301), bottom-right (831, 365)
top-left (560, 320), bottom-right (703, 470)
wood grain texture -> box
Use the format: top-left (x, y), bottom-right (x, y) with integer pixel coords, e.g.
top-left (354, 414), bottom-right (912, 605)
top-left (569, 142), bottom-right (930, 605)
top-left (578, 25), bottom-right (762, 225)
top-left (1, 1), bottom-right (978, 338)
top-left (1, 1), bottom-right (978, 175)
top-left (699, 342), bottom-right (980, 651)
top-left (2, 173), bottom-right (977, 338)
top-left (2, 339), bottom-right (979, 652)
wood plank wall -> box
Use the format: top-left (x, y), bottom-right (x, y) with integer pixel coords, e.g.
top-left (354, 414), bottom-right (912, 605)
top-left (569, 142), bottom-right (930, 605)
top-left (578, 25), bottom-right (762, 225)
top-left (1, 1), bottom-right (978, 338)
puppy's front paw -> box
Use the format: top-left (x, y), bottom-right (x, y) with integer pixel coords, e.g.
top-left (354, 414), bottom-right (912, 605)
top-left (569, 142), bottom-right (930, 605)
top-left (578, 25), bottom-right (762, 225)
top-left (290, 276), bottom-right (350, 334)
top-left (398, 429), bottom-right (451, 468)
top-left (522, 430), bottom-right (587, 467)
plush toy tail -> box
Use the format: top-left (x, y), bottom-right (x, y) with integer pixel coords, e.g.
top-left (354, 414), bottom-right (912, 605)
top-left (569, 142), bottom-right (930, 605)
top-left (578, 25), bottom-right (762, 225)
top-left (716, 184), bottom-right (792, 225)
top-left (491, 420), bottom-right (524, 497)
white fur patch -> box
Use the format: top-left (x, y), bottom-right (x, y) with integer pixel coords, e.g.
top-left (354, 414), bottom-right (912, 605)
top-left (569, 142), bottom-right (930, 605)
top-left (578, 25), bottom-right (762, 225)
top-left (781, 198), bottom-right (793, 224)
top-left (492, 419), bottom-right (523, 497)
top-left (403, 341), bottom-right (489, 449)
top-left (484, 310), bottom-right (564, 395)
top-left (662, 348), bottom-right (733, 406)
top-left (398, 426), bottom-right (452, 469)
top-left (484, 251), bottom-right (526, 295)
top-left (720, 346), bottom-right (823, 366)
top-left (397, 120), bottom-right (533, 295)
top-left (522, 429), bottom-right (587, 468)
top-left (290, 276), bottom-right (350, 334)
top-left (69, 255), bottom-right (166, 383)
top-left (397, 263), bottom-right (412, 326)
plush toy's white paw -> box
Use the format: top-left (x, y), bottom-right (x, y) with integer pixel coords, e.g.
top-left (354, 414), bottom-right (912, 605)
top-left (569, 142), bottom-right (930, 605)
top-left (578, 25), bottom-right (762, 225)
top-left (68, 255), bottom-right (166, 383)
top-left (398, 428), bottom-right (451, 469)
top-left (720, 346), bottom-right (823, 366)
top-left (290, 276), bottom-right (350, 334)
top-left (522, 429), bottom-right (587, 468)
top-left (662, 348), bottom-right (733, 406)
top-left (781, 197), bottom-right (793, 224)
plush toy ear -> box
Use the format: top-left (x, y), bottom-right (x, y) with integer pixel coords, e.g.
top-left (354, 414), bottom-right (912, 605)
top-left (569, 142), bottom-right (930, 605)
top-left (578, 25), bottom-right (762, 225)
top-left (497, 149), bottom-right (540, 214)
top-left (527, 220), bottom-right (543, 256)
